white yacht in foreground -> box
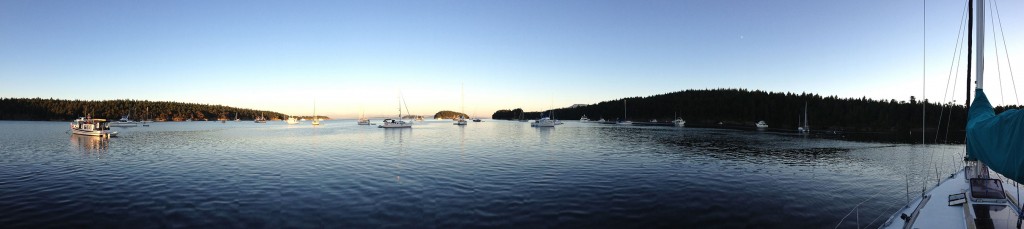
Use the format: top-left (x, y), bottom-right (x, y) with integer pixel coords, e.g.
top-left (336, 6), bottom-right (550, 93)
top-left (70, 117), bottom-right (117, 138)
top-left (878, 2), bottom-right (1024, 228)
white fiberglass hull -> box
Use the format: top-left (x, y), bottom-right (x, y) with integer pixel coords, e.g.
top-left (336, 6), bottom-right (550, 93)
top-left (72, 129), bottom-right (117, 137)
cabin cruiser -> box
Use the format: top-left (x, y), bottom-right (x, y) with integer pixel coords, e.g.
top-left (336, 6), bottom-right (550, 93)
top-left (108, 115), bottom-right (138, 127)
top-left (755, 120), bottom-right (767, 129)
top-left (580, 115), bottom-right (590, 122)
top-left (70, 117), bottom-right (117, 138)
top-left (358, 117), bottom-right (372, 125)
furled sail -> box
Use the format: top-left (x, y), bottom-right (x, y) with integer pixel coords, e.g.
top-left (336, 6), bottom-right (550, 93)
top-left (966, 89), bottom-right (1024, 183)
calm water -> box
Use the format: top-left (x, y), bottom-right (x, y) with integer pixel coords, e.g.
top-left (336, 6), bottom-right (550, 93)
top-left (0, 120), bottom-right (967, 228)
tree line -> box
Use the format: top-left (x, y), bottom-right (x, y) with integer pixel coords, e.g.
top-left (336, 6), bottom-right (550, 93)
top-left (0, 98), bottom-right (288, 121)
top-left (491, 88), bottom-right (1022, 143)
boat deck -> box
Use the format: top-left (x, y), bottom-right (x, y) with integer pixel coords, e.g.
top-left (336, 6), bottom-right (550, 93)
top-left (881, 168), bottom-right (1023, 229)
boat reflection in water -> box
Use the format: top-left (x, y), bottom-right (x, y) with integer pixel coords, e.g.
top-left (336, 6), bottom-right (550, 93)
top-left (70, 134), bottom-right (109, 153)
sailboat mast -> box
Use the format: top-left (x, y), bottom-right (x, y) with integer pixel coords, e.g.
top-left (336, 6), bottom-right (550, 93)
top-left (967, 0), bottom-right (974, 109)
top-left (976, 0), bottom-right (985, 89)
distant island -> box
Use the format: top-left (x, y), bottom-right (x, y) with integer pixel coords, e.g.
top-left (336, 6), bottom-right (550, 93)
top-left (0, 98), bottom-right (289, 121)
top-left (433, 110), bottom-right (470, 120)
top-left (492, 88), bottom-right (1022, 143)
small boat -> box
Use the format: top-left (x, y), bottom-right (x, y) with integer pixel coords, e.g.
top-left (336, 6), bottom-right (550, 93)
top-left (797, 102), bottom-right (809, 133)
top-left (142, 107), bottom-right (151, 127)
top-left (755, 120), bottom-right (767, 129)
top-left (673, 118), bottom-right (686, 127)
top-left (379, 94), bottom-right (412, 128)
top-left (234, 113), bottom-right (240, 122)
top-left (618, 100), bottom-right (632, 125)
top-left (70, 117), bottom-right (117, 138)
top-left (286, 116), bottom-right (298, 124)
top-left (472, 118), bottom-right (482, 122)
top-left (454, 84), bottom-right (468, 126)
top-left (531, 117), bottom-right (555, 127)
top-left (672, 112), bottom-right (685, 127)
top-left (109, 115), bottom-right (138, 127)
top-left (255, 113), bottom-right (267, 123)
top-left (358, 118), bottom-right (371, 125)
top-left (580, 115), bottom-right (590, 122)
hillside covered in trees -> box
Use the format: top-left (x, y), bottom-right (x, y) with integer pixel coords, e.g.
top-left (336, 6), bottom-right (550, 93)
top-left (0, 98), bottom-right (288, 121)
top-left (433, 110), bottom-right (471, 120)
top-left (492, 89), bottom-right (1022, 143)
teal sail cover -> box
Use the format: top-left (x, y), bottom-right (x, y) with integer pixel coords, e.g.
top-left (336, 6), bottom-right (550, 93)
top-left (967, 89), bottom-right (1024, 183)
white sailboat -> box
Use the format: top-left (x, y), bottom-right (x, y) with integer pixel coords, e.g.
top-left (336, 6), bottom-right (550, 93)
top-left (531, 111), bottom-right (556, 127)
top-left (254, 113), bottom-right (266, 123)
top-left (142, 107), bottom-right (151, 127)
top-left (455, 84), bottom-right (467, 126)
top-left (312, 100), bottom-right (320, 126)
top-left (379, 94), bottom-right (412, 128)
top-left (797, 102), bottom-right (809, 133)
top-left (357, 109), bottom-right (371, 125)
top-left (879, 1), bottom-right (1024, 228)
top-left (672, 112), bottom-right (685, 127)
top-left (617, 100), bottom-right (632, 125)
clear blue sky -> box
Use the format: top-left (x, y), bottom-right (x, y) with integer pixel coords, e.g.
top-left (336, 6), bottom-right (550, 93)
top-left (1, 0), bottom-right (1021, 118)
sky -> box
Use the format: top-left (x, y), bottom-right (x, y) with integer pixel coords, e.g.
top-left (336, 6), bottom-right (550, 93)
top-left (1, 0), bottom-right (1022, 118)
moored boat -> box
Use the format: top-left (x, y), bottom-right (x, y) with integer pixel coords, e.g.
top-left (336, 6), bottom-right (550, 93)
top-left (70, 117), bottom-right (117, 138)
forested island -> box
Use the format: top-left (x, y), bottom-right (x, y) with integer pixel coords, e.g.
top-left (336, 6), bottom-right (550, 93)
top-left (492, 88), bottom-right (1023, 143)
top-left (0, 98), bottom-right (289, 121)
top-left (433, 110), bottom-right (470, 120)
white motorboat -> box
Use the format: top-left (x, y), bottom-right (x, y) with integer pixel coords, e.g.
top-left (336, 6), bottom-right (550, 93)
top-left (358, 118), bottom-right (372, 125)
top-left (286, 116), bottom-right (298, 125)
top-left (755, 120), bottom-right (767, 129)
top-left (109, 115), bottom-right (138, 127)
top-left (580, 115), bottom-right (590, 122)
top-left (70, 117), bottom-right (117, 138)
top-left (454, 116), bottom-right (467, 125)
top-left (472, 118), bottom-right (482, 122)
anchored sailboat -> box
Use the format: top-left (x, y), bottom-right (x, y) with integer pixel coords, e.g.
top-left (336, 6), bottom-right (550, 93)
top-left (379, 94), bottom-right (412, 128)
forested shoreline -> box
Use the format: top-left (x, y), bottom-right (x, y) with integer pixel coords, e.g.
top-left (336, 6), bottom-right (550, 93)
top-left (0, 98), bottom-right (287, 121)
top-left (492, 88), bottom-right (1023, 144)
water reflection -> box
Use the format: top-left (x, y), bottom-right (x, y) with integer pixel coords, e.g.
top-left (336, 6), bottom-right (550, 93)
top-left (537, 127), bottom-right (552, 143)
top-left (69, 134), bottom-right (109, 153)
